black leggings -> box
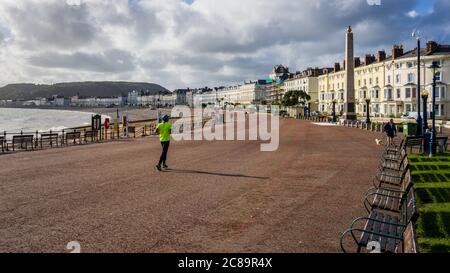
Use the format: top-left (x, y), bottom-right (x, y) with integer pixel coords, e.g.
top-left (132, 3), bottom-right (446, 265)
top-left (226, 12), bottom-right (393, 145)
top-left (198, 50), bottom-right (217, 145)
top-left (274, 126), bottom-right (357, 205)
top-left (158, 141), bottom-right (170, 166)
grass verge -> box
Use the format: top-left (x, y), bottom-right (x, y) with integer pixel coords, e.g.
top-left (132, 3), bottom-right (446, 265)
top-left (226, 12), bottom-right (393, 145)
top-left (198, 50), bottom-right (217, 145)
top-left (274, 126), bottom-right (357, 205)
top-left (409, 152), bottom-right (450, 253)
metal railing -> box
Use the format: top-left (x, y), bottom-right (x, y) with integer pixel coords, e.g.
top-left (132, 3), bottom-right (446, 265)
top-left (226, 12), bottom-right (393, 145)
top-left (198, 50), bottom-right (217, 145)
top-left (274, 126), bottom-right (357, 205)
top-left (0, 116), bottom-right (212, 154)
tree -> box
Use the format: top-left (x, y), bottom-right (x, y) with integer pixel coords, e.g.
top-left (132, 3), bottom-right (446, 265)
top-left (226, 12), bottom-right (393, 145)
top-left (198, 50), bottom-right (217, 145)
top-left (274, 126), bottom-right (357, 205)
top-left (281, 90), bottom-right (311, 107)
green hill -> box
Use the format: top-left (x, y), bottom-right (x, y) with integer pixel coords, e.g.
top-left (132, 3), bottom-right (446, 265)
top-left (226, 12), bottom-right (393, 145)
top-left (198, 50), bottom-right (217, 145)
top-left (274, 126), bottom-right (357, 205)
top-left (0, 82), bottom-right (170, 100)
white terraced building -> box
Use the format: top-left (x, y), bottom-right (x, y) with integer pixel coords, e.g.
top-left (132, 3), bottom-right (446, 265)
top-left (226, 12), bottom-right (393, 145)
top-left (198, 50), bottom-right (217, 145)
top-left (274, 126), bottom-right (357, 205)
top-left (319, 41), bottom-right (450, 119)
top-left (194, 81), bottom-right (268, 106)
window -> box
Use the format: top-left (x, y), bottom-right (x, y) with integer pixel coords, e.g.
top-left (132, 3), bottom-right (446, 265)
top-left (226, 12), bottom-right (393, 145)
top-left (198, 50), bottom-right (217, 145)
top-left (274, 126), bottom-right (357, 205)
top-left (441, 86), bottom-right (446, 99)
top-left (407, 62), bottom-right (413, 68)
top-left (369, 78), bottom-right (372, 85)
top-left (364, 79), bottom-right (367, 86)
top-left (387, 75), bottom-right (391, 84)
top-left (412, 88), bottom-right (417, 98)
top-left (406, 104), bottom-right (412, 112)
top-left (435, 72), bottom-right (442, 81)
top-left (376, 77), bottom-right (379, 85)
top-left (405, 88), bottom-right (411, 98)
top-left (407, 73), bottom-right (414, 83)
top-left (386, 89), bottom-right (393, 100)
top-left (358, 80), bottom-right (361, 87)
top-left (396, 74), bottom-right (401, 84)
top-left (397, 89), bottom-right (401, 99)
top-left (373, 104), bottom-right (379, 113)
top-left (375, 90), bottom-right (379, 99)
top-left (434, 104), bottom-right (444, 116)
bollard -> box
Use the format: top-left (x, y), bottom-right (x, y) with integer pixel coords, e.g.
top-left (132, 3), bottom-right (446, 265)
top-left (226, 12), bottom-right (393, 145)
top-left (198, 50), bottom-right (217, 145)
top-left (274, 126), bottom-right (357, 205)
top-left (35, 130), bottom-right (39, 148)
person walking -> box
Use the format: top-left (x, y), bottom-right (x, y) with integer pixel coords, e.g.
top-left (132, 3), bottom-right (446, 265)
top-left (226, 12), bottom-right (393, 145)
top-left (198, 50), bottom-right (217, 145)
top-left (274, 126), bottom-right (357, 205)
top-left (383, 119), bottom-right (397, 145)
top-left (155, 115), bottom-right (172, 171)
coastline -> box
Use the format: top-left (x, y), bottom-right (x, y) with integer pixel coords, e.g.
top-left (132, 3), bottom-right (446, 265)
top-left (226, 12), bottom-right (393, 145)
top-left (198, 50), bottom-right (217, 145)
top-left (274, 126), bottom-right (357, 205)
top-left (0, 105), bottom-right (172, 122)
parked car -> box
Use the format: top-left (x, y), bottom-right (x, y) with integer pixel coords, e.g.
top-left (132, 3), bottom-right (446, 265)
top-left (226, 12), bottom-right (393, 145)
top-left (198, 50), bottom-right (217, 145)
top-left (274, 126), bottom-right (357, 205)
top-left (401, 112), bottom-right (419, 119)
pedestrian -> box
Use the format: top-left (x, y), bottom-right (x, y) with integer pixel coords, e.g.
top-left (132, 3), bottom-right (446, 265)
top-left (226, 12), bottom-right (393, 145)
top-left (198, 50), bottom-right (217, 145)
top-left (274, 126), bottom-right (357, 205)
top-left (383, 119), bottom-right (397, 145)
top-left (155, 115), bottom-right (172, 171)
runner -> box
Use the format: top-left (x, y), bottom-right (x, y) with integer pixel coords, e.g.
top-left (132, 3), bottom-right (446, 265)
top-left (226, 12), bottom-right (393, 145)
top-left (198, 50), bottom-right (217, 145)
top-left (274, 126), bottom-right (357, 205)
top-left (155, 115), bottom-right (172, 171)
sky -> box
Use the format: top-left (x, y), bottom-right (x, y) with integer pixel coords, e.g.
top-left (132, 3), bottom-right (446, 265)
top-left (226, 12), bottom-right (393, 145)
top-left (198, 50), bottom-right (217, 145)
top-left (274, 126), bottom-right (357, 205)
top-left (0, 0), bottom-right (449, 91)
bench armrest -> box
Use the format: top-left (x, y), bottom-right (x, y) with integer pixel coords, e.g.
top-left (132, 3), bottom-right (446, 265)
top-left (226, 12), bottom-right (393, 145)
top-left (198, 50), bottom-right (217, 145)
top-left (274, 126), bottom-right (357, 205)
top-left (363, 191), bottom-right (406, 213)
top-left (340, 228), bottom-right (403, 253)
top-left (349, 216), bottom-right (406, 229)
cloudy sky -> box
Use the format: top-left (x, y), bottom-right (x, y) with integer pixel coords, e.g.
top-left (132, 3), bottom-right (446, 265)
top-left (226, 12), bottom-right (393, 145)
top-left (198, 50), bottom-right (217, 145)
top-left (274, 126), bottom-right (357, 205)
top-left (0, 0), bottom-right (449, 90)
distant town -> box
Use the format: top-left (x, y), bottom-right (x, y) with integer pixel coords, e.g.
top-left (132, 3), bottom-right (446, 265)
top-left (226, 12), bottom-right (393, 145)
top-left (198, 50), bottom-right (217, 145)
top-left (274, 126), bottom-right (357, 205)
top-left (1, 37), bottom-right (449, 120)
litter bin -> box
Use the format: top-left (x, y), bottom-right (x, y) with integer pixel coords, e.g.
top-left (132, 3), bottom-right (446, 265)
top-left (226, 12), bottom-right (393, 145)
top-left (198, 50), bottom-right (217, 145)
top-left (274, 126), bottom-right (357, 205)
top-left (424, 132), bottom-right (432, 153)
top-left (403, 122), bottom-right (417, 136)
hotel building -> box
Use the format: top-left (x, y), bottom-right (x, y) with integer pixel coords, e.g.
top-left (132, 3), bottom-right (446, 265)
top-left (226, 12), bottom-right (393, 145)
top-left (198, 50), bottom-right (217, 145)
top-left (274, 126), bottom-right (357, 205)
top-left (319, 40), bottom-right (450, 119)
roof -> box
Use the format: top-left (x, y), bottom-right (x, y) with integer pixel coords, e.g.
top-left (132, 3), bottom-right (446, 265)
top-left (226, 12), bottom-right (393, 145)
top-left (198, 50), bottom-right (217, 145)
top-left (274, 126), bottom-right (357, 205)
top-left (395, 44), bottom-right (450, 60)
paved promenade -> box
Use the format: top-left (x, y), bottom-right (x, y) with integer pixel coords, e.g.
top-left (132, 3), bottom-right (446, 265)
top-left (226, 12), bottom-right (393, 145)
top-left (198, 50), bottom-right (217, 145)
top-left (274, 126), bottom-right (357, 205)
top-left (0, 119), bottom-right (383, 252)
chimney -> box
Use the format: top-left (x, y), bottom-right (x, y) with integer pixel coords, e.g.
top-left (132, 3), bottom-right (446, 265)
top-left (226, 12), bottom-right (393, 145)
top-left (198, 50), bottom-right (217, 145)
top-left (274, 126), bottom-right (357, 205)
top-left (365, 54), bottom-right (376, 66)
top-left (392, 45), bottom-right (404, 59)
top-left (334, 63), bottom-right (341, 73)
top-left (354, 57), bottom-right (361, 68)
top-left (377, 50), bottom-right (386, 62)
top-left (426, 41), bottom-right (439, 54)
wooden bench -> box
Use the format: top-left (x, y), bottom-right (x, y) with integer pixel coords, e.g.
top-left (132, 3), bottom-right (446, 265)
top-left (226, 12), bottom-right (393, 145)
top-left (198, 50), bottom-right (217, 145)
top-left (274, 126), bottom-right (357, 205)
top-left (396, 222), bottom-right (419, 253)
top-left (405, 136), bottom-right (424, 154)
top-left (65, 131), bottom-right (81, 145)
top-left (11, 135), bottom-right (34, 151)
top-left (340, 187), bottom-right (418, 253)
top-left (436, 136), bottom-right (448, 153)
top-left (40, 133), bottom-right (59, 149)
top-left (365, 169), bottom-right (413, 214)
top-left (374, 157), bottom-right (409, 189)
top-left (84, 130), bottom-right (99, 143)
top-left (0, 136), bottom-right (5, 152)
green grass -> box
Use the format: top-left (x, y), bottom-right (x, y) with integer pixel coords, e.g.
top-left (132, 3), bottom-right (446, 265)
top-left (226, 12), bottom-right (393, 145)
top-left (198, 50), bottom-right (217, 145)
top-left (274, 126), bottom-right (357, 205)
top-left (409, 152), bottom-right (450, 253)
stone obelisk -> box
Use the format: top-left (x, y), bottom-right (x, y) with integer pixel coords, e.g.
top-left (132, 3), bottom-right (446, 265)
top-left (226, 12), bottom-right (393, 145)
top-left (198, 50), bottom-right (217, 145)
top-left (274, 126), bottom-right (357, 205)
top-left (344, 26), bottom-right (356, 120)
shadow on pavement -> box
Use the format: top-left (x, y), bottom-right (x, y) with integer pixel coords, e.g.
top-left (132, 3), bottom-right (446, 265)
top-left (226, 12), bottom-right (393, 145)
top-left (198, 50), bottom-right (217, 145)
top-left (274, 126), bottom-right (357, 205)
top-left (166, 169), bottom-right (269, 180)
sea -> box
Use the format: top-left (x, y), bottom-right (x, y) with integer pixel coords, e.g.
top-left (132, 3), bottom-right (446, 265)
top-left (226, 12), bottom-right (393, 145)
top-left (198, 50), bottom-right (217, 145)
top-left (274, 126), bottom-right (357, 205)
top-left (0, 108), bottom-right (110, 134)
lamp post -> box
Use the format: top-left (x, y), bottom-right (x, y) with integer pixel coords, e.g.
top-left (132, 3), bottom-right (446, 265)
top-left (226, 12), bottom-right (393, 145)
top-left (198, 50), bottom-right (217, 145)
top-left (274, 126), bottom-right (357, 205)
top-left (421, 89), bottom-right (429, 133)
top-left (332, 99), bottom-right (337, 123)
top-left (365, 98), bottom-right (371, 124)
top-left (412, 30), bottom-right (423, 135)
top-left (429, 61), bottom-right (441, 156)
top-left (307, 101), bottom-right (311, 118)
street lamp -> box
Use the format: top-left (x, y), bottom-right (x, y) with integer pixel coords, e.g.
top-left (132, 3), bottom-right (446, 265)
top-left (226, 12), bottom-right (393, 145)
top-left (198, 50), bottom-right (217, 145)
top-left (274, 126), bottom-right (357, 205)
top-left (365, 98), bottom-right (371, 124)
top-left (412, 30), bottom-right (423, 135)
top-left (421, 89), bottom-right (429, 133)
top-left (307, 100), bottom-right (312, 118)
top-left (332, 99), bottom-right (337, 123)
top-left (429, 61), bottom-right (441, 156)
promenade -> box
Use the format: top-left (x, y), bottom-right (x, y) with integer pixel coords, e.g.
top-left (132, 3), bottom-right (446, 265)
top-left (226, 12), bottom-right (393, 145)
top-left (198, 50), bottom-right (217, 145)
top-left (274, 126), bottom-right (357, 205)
top-left (0, 119), bottom-right (383, 252)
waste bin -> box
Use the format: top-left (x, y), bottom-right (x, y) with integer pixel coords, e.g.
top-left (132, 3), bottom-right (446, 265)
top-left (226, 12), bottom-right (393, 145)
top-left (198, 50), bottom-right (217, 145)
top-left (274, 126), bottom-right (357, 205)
top-left (424, 132), bottom-right (432, 153)
top-left (403, 122), bottom-right (417, 136)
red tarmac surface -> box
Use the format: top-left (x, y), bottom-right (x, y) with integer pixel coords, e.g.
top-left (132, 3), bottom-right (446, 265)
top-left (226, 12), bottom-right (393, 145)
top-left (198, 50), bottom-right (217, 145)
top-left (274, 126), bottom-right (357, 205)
top-left (0, 119), bottom-right (384, 253)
